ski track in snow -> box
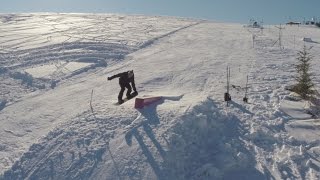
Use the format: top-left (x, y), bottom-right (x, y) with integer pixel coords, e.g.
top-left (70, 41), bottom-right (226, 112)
top-left (1, 13), bottom-right (320, 179)
top-left (0, 13), bottom-right (197, 175)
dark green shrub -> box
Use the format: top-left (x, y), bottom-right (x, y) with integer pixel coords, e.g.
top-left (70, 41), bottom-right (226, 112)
top-left (294, 45), bottom-right (315, 99)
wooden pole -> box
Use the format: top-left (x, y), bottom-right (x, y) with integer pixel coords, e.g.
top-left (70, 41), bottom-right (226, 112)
top-left (90, 89), bottom-right (94, 113)
top-left (225, 66), bottom-right (231, 106)
top-left (243, 75), bottom-right (249, 103)
top-left (227, 66), bottom-right (229, 107)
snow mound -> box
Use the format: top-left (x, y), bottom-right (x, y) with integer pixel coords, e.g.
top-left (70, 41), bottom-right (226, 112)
top-left (161, 98), bottom-right (265, 179)
top-left (280, 99), bottom-right (313, 120)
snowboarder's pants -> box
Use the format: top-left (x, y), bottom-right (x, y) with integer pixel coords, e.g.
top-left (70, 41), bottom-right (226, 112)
top-left (118, 83), bottom-right (132, 100)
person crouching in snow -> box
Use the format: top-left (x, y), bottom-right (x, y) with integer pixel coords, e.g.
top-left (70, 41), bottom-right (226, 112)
top-left (108, 70), bottom-right (138, 104)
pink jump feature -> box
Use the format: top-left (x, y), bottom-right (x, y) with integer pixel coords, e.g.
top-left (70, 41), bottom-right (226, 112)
top-left (134, 96), bottom-right (162, 109)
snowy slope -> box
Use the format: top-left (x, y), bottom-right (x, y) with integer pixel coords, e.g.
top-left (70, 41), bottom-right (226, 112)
top-left (1, 13), bottom-right (320, 179)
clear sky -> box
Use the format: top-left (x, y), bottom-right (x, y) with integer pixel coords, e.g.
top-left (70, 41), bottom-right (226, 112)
top-left (0, 0), bottom-right (319, 24)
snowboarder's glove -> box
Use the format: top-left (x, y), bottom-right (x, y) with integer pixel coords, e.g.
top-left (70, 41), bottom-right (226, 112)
top-left (107, 77), bottom-right (111, 80)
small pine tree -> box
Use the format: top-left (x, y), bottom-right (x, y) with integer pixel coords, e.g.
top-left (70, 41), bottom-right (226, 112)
top-left (294, 45), bottom-right (314, 99)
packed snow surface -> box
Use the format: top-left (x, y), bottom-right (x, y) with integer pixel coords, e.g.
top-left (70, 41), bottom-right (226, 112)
top-left (0, 13), bottom-right (320, 179)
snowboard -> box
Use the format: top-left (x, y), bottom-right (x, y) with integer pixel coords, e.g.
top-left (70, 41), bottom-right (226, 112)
top-left (114, 92), bottom-right (138, 105)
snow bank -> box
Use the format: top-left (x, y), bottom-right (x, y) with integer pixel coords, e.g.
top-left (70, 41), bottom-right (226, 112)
top-left (162, 98), bottom-right (265, 179)
top-left (280, 99), bottom-right (313, 120)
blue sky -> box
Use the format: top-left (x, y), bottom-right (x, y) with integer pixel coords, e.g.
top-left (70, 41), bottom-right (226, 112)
top-left (0, 0), bottom-right (319, 24)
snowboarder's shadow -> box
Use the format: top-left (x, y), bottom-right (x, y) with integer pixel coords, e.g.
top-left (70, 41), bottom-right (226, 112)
top-left (125, 100), bottom-right (164, 146)
top-left (125, 94), bottom-right (184, 145)
top-left (137, 99), bottom-right (164, 124)
top-left (126, 126), bottom-right (164, 178)
top-left (124, 96), bottom-right (185, 179)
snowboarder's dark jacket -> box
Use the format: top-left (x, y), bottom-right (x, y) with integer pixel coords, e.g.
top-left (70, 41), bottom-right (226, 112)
top-left (108, 71), bottom-right (137, 92)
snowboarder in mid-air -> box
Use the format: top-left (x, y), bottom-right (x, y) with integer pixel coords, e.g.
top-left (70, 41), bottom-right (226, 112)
top-left (108, 70), bottom-right (138, 104)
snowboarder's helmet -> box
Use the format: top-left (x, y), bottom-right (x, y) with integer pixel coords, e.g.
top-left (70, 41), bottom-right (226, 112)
top-left (128, 70), bottom-right (134, 78)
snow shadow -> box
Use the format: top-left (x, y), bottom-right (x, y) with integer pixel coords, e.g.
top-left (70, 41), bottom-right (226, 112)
top-left (124, 98), bottom-right (168, 178)
top-left (124, 96), bottom-right (273, 179)
top-left (138, 100), bottom-right (164, 125)
top-left (303, 38), bottom-right (319, 44)
top-left (0, 99), bottom-right (7, 111)
top-left (129, 127), bottom-right (165, 178)
top-left (229, 100), bottom-right (254, 116)
top-left (125, 95), bottom-right (183, 145)
top-left (161, 97), bottom-right (272, 179)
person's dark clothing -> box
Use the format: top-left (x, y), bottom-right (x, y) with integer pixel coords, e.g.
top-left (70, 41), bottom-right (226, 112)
top-left (108, 71), bottom-right (137, 102)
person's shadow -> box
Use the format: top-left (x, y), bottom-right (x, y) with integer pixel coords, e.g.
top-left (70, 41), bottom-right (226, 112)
top-left (124, 95), bottom-right (183, 179)
top-left (125, 95), bottom-right (183, 145)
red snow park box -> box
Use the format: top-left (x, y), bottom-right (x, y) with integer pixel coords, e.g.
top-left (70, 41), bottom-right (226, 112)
top-left (134, 96), bottom-right (162, 109)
